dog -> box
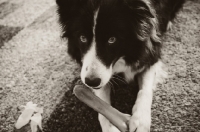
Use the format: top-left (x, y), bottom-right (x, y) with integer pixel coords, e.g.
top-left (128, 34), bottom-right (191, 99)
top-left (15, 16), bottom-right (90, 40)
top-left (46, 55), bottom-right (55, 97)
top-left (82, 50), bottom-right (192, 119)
top-left (56, 0), bottom-right (185, 131)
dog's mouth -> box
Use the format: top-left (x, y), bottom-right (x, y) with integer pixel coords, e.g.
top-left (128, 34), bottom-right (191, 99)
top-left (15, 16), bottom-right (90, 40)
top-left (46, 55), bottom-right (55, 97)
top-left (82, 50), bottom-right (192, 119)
top-left (92, 87), bottom-right (101, 90)
top-left (81, 59), bottom-right (124, 90)
top-left (81, 63), bottom-right (113, 89)
top-left (83, 83), bottom-right (102, 90)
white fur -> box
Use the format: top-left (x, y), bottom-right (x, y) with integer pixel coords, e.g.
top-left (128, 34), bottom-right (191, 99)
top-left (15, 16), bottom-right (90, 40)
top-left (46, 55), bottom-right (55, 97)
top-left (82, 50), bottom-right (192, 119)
top-left (129, 60), bottom-right (166, 132)
top-left (167, 21), bottom-right (173, 31)
top-left (93, 8), bottom-right (99, 34)
top-left (113, 57), bottom-right (144, 82)
top-left (81, 42), bottom-right (112, 88)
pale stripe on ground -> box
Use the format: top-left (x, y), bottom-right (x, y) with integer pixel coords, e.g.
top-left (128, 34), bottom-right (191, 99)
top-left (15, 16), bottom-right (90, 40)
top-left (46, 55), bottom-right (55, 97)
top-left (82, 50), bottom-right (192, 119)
top-left (0, 0), bottom-right (55, 27)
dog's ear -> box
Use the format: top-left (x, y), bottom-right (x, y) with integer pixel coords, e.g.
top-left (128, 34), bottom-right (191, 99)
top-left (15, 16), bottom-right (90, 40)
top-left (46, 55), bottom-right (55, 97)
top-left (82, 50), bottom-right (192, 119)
top-left (124, 0), bottom-right (160, 43)
top-left (123, 0), bottom-right (155, 18)
top-left (56, 0), bottom-right (73, 37)
top-left (123, 0), bottom-right (161, 61)
top-left (56, 0), bottom-right (83, 64)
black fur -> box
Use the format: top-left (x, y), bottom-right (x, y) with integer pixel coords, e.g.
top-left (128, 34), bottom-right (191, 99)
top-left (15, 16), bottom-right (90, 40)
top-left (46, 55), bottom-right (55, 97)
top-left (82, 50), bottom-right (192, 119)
top-left (153, 0), bottom-right (185, 33)
top-left (56, 0), bottom-right (185, 69)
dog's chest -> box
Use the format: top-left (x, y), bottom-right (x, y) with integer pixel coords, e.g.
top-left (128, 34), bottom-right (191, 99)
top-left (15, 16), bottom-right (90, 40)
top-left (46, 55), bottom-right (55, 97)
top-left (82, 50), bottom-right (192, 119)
top-left (113, 58), bottom-right (143, 82)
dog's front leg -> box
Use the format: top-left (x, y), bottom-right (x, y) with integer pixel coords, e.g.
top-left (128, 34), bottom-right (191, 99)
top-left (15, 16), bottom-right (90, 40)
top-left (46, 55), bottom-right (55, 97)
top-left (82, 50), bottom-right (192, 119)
top-left (94, 86), bottom-right (121, 132)
top-left (129, 62), bottom-right (161, 132)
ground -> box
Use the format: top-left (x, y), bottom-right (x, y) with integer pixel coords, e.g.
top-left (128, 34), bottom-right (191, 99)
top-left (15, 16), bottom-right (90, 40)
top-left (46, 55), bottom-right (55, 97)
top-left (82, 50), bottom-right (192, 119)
top-left (0, 0), bottom-right (199, 132)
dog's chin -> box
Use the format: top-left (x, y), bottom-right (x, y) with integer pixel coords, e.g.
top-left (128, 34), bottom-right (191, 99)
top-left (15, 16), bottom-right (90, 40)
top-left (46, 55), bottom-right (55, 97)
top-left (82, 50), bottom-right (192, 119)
top-left (83, 83), bottom-right (102, 90)
top-left (83, 82), bottom-right (109, 90)
top-left (92, 87), bottom-right (101, 90)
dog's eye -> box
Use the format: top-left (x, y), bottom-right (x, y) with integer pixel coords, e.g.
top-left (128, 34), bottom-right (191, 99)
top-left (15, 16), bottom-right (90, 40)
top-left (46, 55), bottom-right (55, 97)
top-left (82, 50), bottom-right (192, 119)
top-left (108, 37), bottom-right (116, 44)
top-left (80, 35), bottom-right (87, 43)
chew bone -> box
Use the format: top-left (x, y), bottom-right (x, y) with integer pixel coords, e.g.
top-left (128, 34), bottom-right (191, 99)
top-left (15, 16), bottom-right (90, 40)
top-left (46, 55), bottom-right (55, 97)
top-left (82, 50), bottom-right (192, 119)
top-left (73, 85), bottom-right (131, 132)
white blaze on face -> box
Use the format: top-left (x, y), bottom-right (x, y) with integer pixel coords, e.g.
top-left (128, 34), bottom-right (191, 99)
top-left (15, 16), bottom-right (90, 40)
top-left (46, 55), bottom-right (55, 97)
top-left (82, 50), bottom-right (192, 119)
top-left (93, 8), bottom-right (99, 35)
top-left (81, 8), bottom-right (112, 88)
top-left (81, 40), bottom-right (112, 88)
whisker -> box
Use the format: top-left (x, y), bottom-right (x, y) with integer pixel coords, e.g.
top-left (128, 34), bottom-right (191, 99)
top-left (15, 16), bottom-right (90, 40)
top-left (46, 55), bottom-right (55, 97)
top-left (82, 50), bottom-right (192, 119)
top-left (109, 81), bottom-right (114, 88)
top-left (114, 74), bottom-right (126, 81)
top-left (108, 81), bottom-right (115, 94)
top-left (112, 75), bottom-right (127, 85)
top-left (107, 81), bottom-right (112, 89)
top-left (112, 77), bottom-right (127, 85)
top-left (111, 79), bottom-right (120, 88)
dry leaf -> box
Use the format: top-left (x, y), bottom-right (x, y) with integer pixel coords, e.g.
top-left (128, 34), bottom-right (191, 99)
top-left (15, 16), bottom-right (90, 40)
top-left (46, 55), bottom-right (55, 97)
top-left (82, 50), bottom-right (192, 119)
top-left (15, 101), bottom-right (42, 130)
top-left (30, 119), bottom-right (38, 132)
top-left (15, 108), bottom-right (35, 129)
top-left (31, 113), bottom-right (43, 131)
top-left (35, 107), bottom-right (43, 114)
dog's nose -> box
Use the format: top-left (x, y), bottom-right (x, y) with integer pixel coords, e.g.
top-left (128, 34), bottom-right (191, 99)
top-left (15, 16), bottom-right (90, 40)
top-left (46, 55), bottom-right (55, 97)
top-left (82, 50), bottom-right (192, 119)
top-left (85, 77), bottom-right (101, 87)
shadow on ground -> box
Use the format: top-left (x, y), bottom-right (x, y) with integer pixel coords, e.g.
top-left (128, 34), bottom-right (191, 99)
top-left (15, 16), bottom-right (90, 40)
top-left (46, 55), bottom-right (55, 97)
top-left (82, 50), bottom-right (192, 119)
top-left (43, 77), bottom-right (139, 132)
top-left (0, 25), bottom-right (23, 48)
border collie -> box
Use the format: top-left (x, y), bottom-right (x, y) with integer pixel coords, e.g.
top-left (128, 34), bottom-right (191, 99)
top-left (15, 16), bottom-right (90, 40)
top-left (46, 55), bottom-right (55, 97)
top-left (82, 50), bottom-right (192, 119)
top-left (56, 0), bottom-right (185, 131)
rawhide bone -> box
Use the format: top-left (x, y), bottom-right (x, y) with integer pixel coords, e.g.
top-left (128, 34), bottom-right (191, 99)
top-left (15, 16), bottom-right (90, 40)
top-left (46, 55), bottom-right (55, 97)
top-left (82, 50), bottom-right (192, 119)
top-left (73, 85), bottom-right (131, 132)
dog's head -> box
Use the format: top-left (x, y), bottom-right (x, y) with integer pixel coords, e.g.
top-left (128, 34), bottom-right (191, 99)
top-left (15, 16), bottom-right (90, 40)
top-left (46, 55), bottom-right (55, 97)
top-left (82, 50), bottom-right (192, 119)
top-left (57, 0), bottom-right (161, 89)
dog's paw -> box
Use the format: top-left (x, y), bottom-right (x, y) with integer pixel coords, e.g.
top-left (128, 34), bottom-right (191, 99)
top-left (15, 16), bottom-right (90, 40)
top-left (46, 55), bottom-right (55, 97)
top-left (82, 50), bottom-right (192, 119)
top-left (129, 107), bottom-right (151, 132)
top-left (99, 114), bottom-right (121, 132)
